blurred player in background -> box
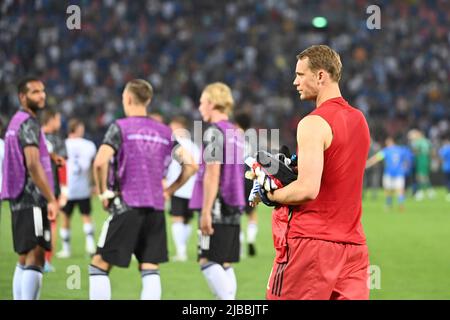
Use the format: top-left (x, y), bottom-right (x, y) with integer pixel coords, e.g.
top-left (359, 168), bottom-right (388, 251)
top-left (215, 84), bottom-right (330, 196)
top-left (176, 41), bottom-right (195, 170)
top-left (189, 82), bottom-right (245, 300)
top-left (1, 77), bottom-right (58, 299)
top-left (438, 138), bottom-right (450, 201)
top-left (234, 111), bottom-right (259, 257)
top-left (89, 79), bottom-right (197, 300)
top-left (264, 45), bottom-right (370, 299)
top-left (401, 142), bottom-right (415, 197)
top-left (363, 138), bottom-right (382, 201)
top-left (41, 108), bottom-right (66, 272)
top-left (0, 120), bottom-right (4, 206)
top-left (149, 112), bottom-right (164, 123)
top-left (366, 137), bottom-right (409, 211)
top-left (165, 116), bottom-right (200, 262)
top-left (57, 119), bottom-right (97, 258)
top-left (408, 129), bottom-right (435, 200)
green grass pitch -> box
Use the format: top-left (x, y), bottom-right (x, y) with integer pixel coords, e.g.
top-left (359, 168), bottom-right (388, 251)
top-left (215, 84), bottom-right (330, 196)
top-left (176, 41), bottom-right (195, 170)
top-left (1, 190), bottom-right (450, 300)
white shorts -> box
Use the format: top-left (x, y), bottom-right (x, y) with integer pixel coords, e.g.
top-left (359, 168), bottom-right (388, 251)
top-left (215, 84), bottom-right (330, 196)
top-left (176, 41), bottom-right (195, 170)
top-left (382, 174), bottom-right (405, 190)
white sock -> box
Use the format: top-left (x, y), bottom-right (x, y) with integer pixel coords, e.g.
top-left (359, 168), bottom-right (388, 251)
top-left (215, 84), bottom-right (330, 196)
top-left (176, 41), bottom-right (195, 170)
top-left (89, 265), bottom-right (111, 300)
top-left (21, 266), bottom-right (43, 300)
top-left (13, 264), bottom-right (25, 300)
top-left (201, 262), bottom-right (234, 300)
top-left (140, 270), bottom-right (161, 300)
top-left (172, 222), bottom-right (186, 256)
top-left (60, 228), bottom-right (71, 252)
top-left (247, 222), bottom-right (258, 244)
top-left (183, 223), bottom-right (192, 244)
top-left (224, 266), bottom-right (237, 299)
top-left (239, 231), bottom-right (244, 257)
top-left (83, 223), bottom-right (96, 250)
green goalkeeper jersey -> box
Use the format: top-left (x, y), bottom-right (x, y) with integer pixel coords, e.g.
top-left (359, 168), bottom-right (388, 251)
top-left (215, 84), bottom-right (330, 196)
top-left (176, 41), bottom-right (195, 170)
top-left (412, 138), bottom-right (431, 175)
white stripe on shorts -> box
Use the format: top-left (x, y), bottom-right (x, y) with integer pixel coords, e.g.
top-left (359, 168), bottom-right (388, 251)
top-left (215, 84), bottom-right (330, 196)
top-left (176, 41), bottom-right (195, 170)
top-left (198, 229), bottom-right (210, 250)
top-left (33, 207), bottom-right (43, 237)
top-left (97, 215), bottom-right (113, 248)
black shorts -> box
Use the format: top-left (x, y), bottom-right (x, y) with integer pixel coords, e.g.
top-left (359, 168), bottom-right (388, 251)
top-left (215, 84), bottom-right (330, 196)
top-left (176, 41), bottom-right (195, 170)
top-left (62, 198), bottom-right (92, 216)
top-left (96, 207), bottom-right (168, 268)
top-left (170, 196), bottom-right (194, 222)
top-left (11, 206), bottom-right (51, 254)
top-left (198, 223), bottom-right (240, 264)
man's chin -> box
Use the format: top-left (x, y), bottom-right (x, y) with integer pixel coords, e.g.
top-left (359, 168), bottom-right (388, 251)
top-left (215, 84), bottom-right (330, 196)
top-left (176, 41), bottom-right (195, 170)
top-left (299, 95), bottom-right (313, 101)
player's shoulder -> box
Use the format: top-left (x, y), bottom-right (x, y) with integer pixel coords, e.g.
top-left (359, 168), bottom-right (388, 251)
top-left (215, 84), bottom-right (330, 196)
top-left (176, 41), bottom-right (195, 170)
top-left (298, 114), bottom-right (330, 131)
top-left (77, 138), bottom-right (97, 151)
top-left (20, 115), bottom-right (40, 130)
top-left (148, 117), bottom-right (171, 135)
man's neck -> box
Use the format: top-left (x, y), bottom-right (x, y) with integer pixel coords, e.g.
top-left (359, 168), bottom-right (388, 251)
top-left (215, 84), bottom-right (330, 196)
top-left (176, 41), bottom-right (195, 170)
top-left (127, 106), bottom-right (147, 117)
top-left (210, 111), bottom-right (228, 123)
top-left (315, 83), bottom-right (342, 108)
top-left (21, 106), bottom-right (37, 118)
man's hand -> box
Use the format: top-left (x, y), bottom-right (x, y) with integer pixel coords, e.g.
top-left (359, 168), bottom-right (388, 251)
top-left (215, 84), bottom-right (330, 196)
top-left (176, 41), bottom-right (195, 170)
top-left (257, 185), bottom-right (278, 207)
top-left (102, 199), bottom-right (110, 210)
top-left (163, 188), bottom-right (171, 202)
top-left (54, 155), bottom-right (66, 166)
top-left (98, 190), bottom-right (115, 211)
top-left (47, 199), bottom-right (59, 221)
top-left (248, 180), bottom-right (262, 207)
top-left (255, 166), bottom-right (279, 192)
top-left (200, 212), bottom-right (214, 235)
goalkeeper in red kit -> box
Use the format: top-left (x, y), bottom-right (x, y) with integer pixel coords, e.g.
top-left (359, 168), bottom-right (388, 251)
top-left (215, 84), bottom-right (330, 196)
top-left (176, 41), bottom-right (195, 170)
top-left (250, 45), bottom-right (371, 300)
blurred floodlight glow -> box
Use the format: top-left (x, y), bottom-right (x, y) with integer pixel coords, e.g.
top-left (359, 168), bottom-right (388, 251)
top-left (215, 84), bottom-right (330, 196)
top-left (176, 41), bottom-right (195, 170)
top-left (312, 16), bottom-right (328, 28)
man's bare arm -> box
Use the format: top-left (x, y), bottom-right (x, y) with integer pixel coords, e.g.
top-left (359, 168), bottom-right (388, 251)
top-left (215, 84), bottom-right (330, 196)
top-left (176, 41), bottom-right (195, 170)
top-left (200, 162), bottom-right (221, 235)
top-left (165, 146), bottom-right (199, 196)
top-left (93, 145), bottom-right (115, 195)
top-left (270, 115), bottom-right (331, 205)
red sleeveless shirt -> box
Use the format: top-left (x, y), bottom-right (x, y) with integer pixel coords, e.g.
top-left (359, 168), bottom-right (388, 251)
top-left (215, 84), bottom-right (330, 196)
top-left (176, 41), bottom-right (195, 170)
top-left (289, 97), bottom-right (370, 245)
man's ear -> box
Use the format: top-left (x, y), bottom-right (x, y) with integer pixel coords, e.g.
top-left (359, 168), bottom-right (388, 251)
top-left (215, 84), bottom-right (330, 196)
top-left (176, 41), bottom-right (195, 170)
top-left (317, 70), bottom-right (326, 84)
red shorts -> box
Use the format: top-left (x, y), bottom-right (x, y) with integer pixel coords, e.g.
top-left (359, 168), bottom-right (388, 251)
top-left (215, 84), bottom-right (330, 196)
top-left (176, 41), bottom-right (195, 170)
top-left (266, 237), bottom-right (369, 300)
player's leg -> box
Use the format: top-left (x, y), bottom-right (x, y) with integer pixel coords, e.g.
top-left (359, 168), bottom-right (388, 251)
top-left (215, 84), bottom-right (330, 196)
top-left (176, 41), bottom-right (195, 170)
top-left (382, 174), bottom-right (393, 209)
top-left (12, 255), bottom-right (26, 300)
top-left (199, 224), bottom-right (239, 300)
top-left (11, 206), bottom-right (51, 300)
top-left (395, 176), bottom-right (406, 211)
top-left (170, 196), bottom-right (189, 261)
top-left (23, 245), bottom-right (46, 300)
top-left (223, 262), bottom-right (237, 299)
top-left (135, 208), bottom-right (168, 300)
top-left (89, 254), bottom-right (112, 300)
top-left (445, 171), bottom-right (450, 201)
top-left (182, 209), bottom-right (194, 258)
top-left (44, 218), bottom-right (57, 272)
top-left (80, 198), bottom-right (96, 255)
top-left (330, 244), bottom-right (370, 300)
top-left (243, 176), bottom-right (258, 257)
top-left (246, 209), bottom-right (258, 256)
top-left (415, 172), bottom-right (426, 201)
top-left (266, 238), bottom-right (344, 300)
top-left (90, 207), bottom-right (142, 300)
top-left (139, 262), bottom-right (161, 300)
top-left (424, 173), bottom-right (435, 198)
top-left (57, 200), bottom-right (74, 258)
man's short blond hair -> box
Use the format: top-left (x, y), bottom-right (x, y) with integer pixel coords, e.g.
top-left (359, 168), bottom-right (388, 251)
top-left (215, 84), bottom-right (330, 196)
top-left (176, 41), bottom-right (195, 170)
top-left (125, 79), bottom-right (154, 105)
top-left (297, 45), bottom-right (342, 82)
top-left (202, 82), bottom-right (234, 115)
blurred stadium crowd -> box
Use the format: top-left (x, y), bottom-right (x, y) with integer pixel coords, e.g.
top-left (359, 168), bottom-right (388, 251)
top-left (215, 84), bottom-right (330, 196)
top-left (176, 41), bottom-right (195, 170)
top-left (1, 0), bottom-right (449, 152)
